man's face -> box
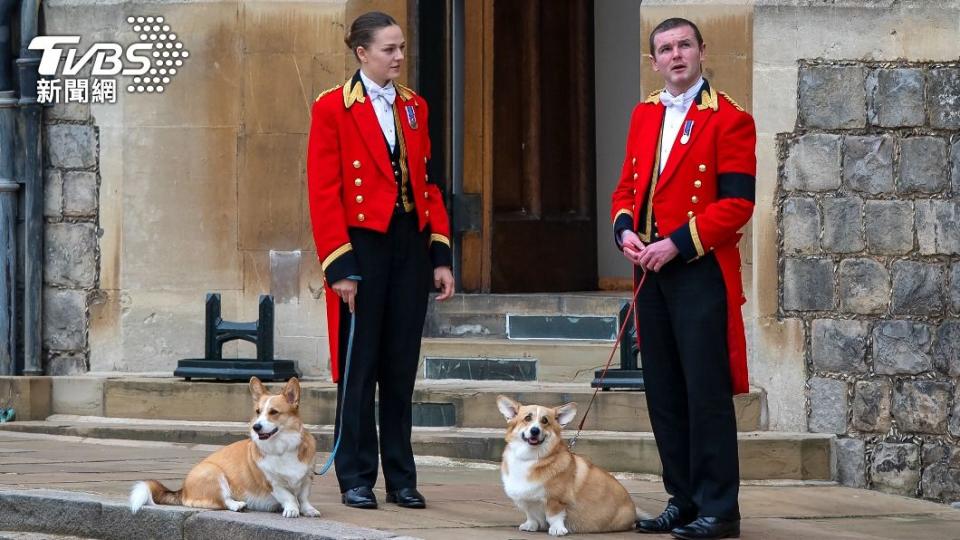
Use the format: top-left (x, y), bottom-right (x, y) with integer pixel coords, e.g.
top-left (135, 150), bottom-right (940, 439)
top-left (650, 25), bottom-right (705, 93)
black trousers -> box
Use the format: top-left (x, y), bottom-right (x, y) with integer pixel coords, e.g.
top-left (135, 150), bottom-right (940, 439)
top-left (635, 254), bottom-right (740, 519)
top-left (334, 212), bottom-right (431, 493)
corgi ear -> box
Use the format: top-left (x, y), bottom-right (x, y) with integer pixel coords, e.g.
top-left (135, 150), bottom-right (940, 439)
top-left (496, 395), bottom-right (520, 421)
top-left (556, 402), bottom-right (578, 427)
top-left (249, 377), bottom-right (268, 401)
top-left (282, 377), bottom-right (301, 406)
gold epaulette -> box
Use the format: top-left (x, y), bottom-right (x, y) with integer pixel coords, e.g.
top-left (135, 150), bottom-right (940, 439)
top-left (315, 84), bottom-right (342, 101)
top-left (644, 88), bottom-right (663, 104)
top-left (718, 90), bottom-right (745, 112)
top-left (396, 83), bottom-right (416, 101)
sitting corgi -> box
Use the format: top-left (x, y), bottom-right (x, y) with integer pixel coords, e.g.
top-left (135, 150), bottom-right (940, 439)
top-left (496, 395), bottom-right (640, 536)
top-left (130, 377), bottom-right (319, 518)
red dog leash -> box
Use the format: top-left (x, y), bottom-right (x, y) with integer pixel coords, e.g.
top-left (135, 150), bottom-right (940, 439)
top-left (568, 271), bottom-right (647, 450)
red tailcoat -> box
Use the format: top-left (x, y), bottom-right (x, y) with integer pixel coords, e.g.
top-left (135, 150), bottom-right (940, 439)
top-left (611, 81), bottom-right (756, 395)
top-left (307, 74), bottom-right (451, 381)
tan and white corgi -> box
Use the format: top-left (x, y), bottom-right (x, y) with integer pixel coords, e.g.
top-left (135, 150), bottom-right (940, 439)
top-left (496, 395), bottom-right (640, 536)
top-left (129, 377), bottom-right (319, 518)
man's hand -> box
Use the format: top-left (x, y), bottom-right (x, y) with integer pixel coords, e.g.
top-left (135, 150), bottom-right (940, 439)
top-left (621, 230), bottom-right (646, 266)
top-left (434, 266), bottom-right (455, 301)
top-left (637, 238), bottom-right (680, 272)
top-left (331, 278), bottom-right (358, 313)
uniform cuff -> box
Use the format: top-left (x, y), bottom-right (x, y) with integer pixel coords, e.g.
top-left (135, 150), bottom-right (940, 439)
top-left (322, 244), bottom-right (361, 284)
top-left (670, 218), bottom-right (706, 262)
top-left (613, 211), bottom-right (634, 249)
top-left (430, 234), bottom-right (453, 268)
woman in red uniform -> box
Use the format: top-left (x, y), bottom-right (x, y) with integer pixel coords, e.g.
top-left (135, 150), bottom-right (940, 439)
top-left (306, 11), bottom-right (455, 510)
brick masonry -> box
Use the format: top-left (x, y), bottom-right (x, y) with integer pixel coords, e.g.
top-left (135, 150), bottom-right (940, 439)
top-left (780, 61), bottom-right (960, 502)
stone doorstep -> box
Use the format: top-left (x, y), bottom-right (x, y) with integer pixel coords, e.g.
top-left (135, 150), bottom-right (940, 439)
top-left (93, 377), bottom-right (764, 432)
top-left (0, 418), bottom-right (833, 481)
top-left (0, 489), bottom-right (404, 540)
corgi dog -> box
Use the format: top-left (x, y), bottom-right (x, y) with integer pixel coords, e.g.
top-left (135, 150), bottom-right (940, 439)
top-left (129, 377), bottom-right (319, 518)
top-left (496, 395), bottom-right (640, 536)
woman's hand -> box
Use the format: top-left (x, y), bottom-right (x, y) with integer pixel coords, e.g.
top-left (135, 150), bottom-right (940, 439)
top-left (331, 278), bottom-right (358, 313)
top-left (434, 266), bottom-right (455, 301)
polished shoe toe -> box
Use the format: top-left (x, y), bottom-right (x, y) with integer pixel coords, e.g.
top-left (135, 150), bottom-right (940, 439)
top-left (386, 487), bottom-right (426, 508)
top-left (670, 516), bottom-right (740, 539)
top-left (636, 503), bottom-right (696, 534)
top-left (341, 486), bottom-right (378, 509)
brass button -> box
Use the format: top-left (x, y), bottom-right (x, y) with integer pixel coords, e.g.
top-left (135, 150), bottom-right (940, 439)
top-left (654, 232), bottom-right (660, 238)
top-left (698, 164), bottom-right (706, 172)
top-left (424, 191), bottom-right (429, 198)
top-left (425, 174), bottom-right (429, 181)
top-left (687, 211), bottom-right (694, 218)
top-left (632, 189), bottom-right (636, 195)
top-left (353, 160), bottom-right (361, 169)
top-left (632, 157), bottom-right (637, 165)
top-left (425, 210), bottom-right (430, 217)
top-left (694, 180), bottom-right (702, 188)
top-left (633, 172), bottom-right (639, 180)
top-left (357, 213), bottom-right (365, 222)
top-left (355, 195), bottom-right (364, 203)
top-left (354, 178), bottom-right (362, 187)
top-left (424, 156), bottom-right (428, 164)
top-left (691, 195), bottom-right (699, 204)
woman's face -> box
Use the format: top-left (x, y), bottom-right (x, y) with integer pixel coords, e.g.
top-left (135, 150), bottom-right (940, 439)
top-left (357, 25), bottom-right (405, 84)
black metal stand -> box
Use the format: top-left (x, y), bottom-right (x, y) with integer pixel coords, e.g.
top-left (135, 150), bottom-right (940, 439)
top-left (174, 294), bottom-right (301, 381)
top-left (591, 301), bottom-right (645, 391)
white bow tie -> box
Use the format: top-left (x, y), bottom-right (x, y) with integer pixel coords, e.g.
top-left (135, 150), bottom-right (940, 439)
top-left (368, 85), bottom-right (396, 105)
top-left (660, 92), bottom-right (688, 109)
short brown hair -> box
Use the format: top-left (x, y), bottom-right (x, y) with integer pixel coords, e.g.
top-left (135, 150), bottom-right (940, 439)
top-left (649, 18), bottom-right (703, 55)
top-left (345, 11), bottom-right (398, 60)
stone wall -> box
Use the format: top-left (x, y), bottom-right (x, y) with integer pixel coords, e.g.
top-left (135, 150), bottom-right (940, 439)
top-left (779, 60), bottom-right (960, 502)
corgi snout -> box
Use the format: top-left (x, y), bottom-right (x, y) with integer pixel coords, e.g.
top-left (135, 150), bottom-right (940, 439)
top-left (252, 421), bottom-right (278, 440)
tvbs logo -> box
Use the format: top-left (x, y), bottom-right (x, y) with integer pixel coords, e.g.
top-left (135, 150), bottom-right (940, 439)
top-left (28, 15), bottom-right (189, 102)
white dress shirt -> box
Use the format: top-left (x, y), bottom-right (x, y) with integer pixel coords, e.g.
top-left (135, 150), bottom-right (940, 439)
top-left (359, 70), bottom-right (397, 152)
top-left (658, 77), bottom-right (703, 174)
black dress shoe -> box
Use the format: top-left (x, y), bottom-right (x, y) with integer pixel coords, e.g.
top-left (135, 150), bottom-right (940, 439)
top-left (670, 517), bottom-right (740, 539)
top-left (636, 503), bottom-right (696, 533)
top-left (341, 486), bottom-right (378, 509)
top-left (385, 487), bottom-right (426, 508)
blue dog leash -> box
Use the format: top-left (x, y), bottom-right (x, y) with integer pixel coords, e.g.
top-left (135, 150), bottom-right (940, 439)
top-left (317, 310), bottom-right (356, 475)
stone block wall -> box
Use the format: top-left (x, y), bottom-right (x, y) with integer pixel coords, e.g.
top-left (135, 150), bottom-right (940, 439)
top-left (42, 101), bottom-right (99, 375)
top-left (779, 61), bottom-right (960, 502)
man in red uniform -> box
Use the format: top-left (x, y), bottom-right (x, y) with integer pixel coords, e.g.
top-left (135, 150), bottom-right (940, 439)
top-left (611, 18), bottom-right (755, 540)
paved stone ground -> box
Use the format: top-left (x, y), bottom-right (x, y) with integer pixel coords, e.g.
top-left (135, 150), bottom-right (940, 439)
top-left (1, 431), bottom-right (959, 539)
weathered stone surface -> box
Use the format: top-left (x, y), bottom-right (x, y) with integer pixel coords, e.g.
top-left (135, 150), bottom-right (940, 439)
top-left (42, 288), bottom-right (87, 351)
top-left (916, 200), bottom-right (960, 255)
top-left (45, 354), bottom-right (87, 376)
top-left (867, 68), bottom-right (925, 127)
top-left (63, 171), bottom-right (98, 217)
top-left (921, 444), bottom-right (960, 502)
top-left (951, 388), bottom-right (960, 437)
top-left (899, 137), bottom-right (949, 194)
top-left (852, 379), bottom-right (892, 433)
top-left (808, 377), bottom-right (847, 434)
top-left (783, 258), bottom-right (835, 311)
top-left (782, 197), bottom-right (821, 255)
top-left (922, 444), bottom-right (960, 469)
top-left (891, 261), bottom-right (945, 316)
top-left (821, 197), bottom-right (864, 253)
top-left (835, 437), bottom-right (866, 488)
top-left (44, 223), bottom-right (98, 288)
top-left (838, 259), bottom-right (889, 315)
top-left (952, 263), bottom-right (960, 314)
top-left (952, 139), bottom-right (960, 194)
top-left (865, 200), bottom-right (913, 255)
top-left (927, 68), bottom-right (960, 129)
top-left (843, 136), bottom-right (894, 194)
top-left (784, 134), bottom-right (841, 192)
top-left (43, 169), bottom-right (62, 218)
top-left (47, 100), bottom-right (91, 122)
top-left (811, 319), bottom-right (869, 373)
top-left (870, 442), bottom-right (920, 496)
top-left (799, 65), bottom-right (866, 129)
top-left (873, 321), bottom-right (933, 375)
top-left (893, 380), bottom-right (953, 434)
top-left (934, 321), bottom-right (960, 377)
top-left (46, 124), bottom-right (97, 169)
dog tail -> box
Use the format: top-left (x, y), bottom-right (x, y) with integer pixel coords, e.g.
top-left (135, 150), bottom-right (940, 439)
top-left (130, 480), bottom-right (182, 513)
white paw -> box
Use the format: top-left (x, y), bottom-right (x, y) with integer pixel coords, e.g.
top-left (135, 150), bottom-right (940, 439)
top-left (301, 505), bottom-right (321, 518)
top-left (519, 520), bottom-right (539, 532)
top-left (548, 524), bottom-right (569, 536)
top-left (225, 501), bottom-right (246, 512)
top-left (282, 505), bottom-right (300, 518)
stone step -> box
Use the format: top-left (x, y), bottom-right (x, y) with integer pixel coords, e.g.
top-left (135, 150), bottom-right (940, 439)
top-left (91, 378), bottom-right (764, 432)
top-left (424, 293), bottom-right (630, 339)
top-left (418, 337), bottom-right (619, 382)
top-left (0, 416), bottom-right (833, 481)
